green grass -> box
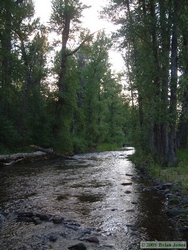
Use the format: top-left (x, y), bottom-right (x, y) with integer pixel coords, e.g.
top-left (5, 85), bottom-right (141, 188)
top-left (130, 148), bottom-right (188, 194)
top-left (151, 148), bottom-right (188, 193)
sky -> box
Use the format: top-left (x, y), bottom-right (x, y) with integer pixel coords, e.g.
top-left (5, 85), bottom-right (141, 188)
top-left (33, 0), bottom-right (124, 72)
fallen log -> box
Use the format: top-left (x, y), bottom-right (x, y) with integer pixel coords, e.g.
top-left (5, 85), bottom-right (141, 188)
top-left (0, 151), bottom-right (47, 166)
top-left (0, 145), bottom-right (75, 167)
top-left (30, 145), bottom-right (75, 160)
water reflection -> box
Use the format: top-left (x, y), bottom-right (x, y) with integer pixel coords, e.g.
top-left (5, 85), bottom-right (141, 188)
top-left (0, 148), bottom-right (184, 249)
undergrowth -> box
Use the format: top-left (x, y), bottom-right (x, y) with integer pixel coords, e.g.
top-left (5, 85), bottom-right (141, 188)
top-left (130, 148), bottom-right (188, 194)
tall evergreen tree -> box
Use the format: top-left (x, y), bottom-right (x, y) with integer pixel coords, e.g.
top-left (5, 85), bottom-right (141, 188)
top-left (102, 0), bottom-right (188, 165)
top-left (50, 0), bottom-right (92, 151)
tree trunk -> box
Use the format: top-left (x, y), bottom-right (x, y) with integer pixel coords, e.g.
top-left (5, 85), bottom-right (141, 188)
top-left (1, 0), bottom-right (12, 117)
top-left (158, 0), bottom-right (171, 160)
top-left (177, 31), bottom-right (188, 148)
top-left (30, 145), bottom-right (75, 159)
top-left (167, 2), bottom-right (178, 165)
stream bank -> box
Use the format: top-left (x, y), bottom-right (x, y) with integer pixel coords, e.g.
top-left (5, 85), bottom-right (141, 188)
top-left (134, 163), bottom-right (188, 241)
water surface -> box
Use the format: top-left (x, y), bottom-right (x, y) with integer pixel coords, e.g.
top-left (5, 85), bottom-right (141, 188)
top-left (0, 148), bottom-right (182, 249)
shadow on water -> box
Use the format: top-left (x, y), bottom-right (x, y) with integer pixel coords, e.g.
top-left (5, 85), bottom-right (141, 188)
top-left (0, 148), bottom-right (186, 249)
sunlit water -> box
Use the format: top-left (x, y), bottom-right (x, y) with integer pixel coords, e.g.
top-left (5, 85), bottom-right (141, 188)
top-left (0, 148), bottom-right (183, 249)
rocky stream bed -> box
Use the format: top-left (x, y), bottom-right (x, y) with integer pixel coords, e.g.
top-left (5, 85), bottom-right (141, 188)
top-left (0, 148), bottom-right (188, 249)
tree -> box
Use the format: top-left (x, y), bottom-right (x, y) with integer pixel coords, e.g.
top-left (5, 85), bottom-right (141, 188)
top-left (74, 32), bottom-right (126, 149)
top-left (0, 0), bottom-right (51, 151)
top-left (102, 0), bottom-right (188, 165)
top-left (50, 0), bottom-right (93, 151)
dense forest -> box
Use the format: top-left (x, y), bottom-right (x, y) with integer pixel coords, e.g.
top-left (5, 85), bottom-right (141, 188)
top-left (0, 0), bottom-right (129, 155)
top-left (103, 0), bottom-right (188, 166)
top-left (1, 0), bottom-right (188, 167)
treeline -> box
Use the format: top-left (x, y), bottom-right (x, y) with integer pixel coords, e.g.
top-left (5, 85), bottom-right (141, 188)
top-left (103, 0), bottom-right (188, 165)
top-left (2, 0), bottom-right (187, 166)
top-left (0, 0), bottom-right (128, 154)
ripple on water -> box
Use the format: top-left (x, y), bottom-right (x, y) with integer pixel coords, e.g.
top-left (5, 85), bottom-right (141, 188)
top-left (0, 148), bottom-right (184, 249)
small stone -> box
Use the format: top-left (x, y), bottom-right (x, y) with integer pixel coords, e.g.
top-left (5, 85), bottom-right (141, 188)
top-left (126, 225), bottom-right (138, 231)
top-left (17, 212), bottom-right (34, 218)
top-left (49, 235), bottom-right (57, 242)
top-left (163, 189), bottom-right (170, 195)
top-left (36, 213), bottom-right (51, 221)
top-left (33, 218), bottom-right (42, 225)
top-left (162, 183), bottom-right (173, 189)
top-left (126, 209), bottom-right (134, 212)
top-left (126, 173), bottom-right (133, 176)
top-left (68, 243), bottom-right (87, 250)
top-left (87, 236), bottom-right (99, 243)
top-left (52, 215), bottom-right (64, 224)
top-left (121, 182), bottom-right (132, 186)
top-left (111, 208), bottom-right (116, 211)
top-left (131, 201), bottom-right (138, 205)
top-left (125, 190), bottom-right (131, 194)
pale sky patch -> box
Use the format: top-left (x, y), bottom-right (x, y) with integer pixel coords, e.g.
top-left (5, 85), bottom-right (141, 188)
top-left (33, 0), bottom-right (124, 73)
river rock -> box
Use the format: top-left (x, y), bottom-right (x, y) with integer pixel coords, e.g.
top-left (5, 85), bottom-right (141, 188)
top-left (47, 233), bottom-right (58, 242)
top-left (126, 224), bottom-right (139, 231)
top-left (162, 182), bottom-right (173, 189)
top-left (121, 182), bottom-right (132, 186)
top-left (126, 209), bottom-right (134, 212)
top-left (16, 212), bottom-right (34, 218)
top-left (86, 236), bottom-right (99, 243)
top-left (52, 215), bottom-right (64, 224)
top-left (16, 216), bottom-right (34, 223)
top-left (33, 217), bottom-right (42, 225)
top-left (168, 197), bottom-right (180, 206)
top-left (143, 186), bottom-right (158, 192)
top-left (131, 201), bottom-right (138, 205)
top-left (68, 243), bottom-right (87, 250)
top-left (163, 189), bottom-right (170, 195)
top-left (111, 208), bottom-right (117, 211)
top-left (126, 173), bottom-right (133, 176)
top-left (124, 190), bottom-right (131, 194)
top-left (64, 220), bottom-right (81, 231)
top-left (35, 213), bottom-right (51, 221)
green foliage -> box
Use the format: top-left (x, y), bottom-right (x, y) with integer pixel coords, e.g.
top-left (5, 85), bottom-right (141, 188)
top-left (177, 148), bottom-right (188, 167)
top-left (0, 0), bottom-right (129, 155)
top-left (102, 0), bottom-right (188, 165)
top-left (0, 117), bottom-right (22, 152)
top-left (96, 143), bottom-right (120, 151)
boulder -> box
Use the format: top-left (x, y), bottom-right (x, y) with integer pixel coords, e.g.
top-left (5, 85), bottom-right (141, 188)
top-left (68, 243), bottom-right (87, 250)
top-left (86, 236), bottom-right (99, 243)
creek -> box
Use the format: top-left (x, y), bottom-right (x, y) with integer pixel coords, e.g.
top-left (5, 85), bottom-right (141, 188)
top-left (0, 148), bottom-right (184, 249)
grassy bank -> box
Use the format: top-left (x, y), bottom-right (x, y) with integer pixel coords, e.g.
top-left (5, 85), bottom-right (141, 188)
top-left (130, 148), bottom-right (188, 194)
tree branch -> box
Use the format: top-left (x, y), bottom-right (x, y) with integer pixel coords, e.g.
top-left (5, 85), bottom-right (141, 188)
top-left (66, 30), bottom-right (103, 57)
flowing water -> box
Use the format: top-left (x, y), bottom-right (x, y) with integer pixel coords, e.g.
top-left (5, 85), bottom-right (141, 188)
top-left (0, 148), bottom-right (184, 249)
